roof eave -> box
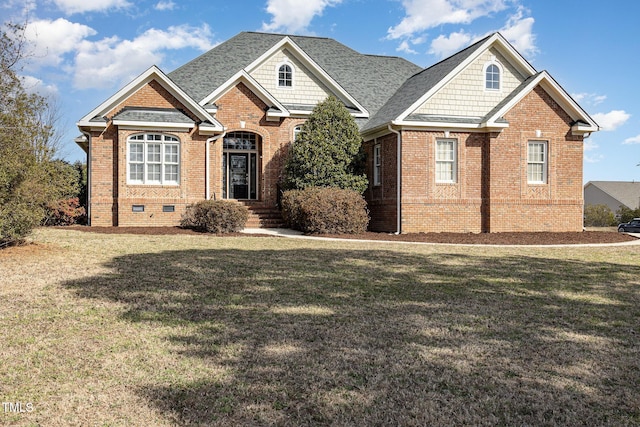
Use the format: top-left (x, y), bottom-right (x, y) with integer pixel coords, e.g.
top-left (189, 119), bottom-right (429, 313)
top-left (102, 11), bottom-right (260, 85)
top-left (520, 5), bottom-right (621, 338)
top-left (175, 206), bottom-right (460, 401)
top-left (111, 120), bottom-right (195, 131)
top-left (571, 123), bottom-right (599, 136)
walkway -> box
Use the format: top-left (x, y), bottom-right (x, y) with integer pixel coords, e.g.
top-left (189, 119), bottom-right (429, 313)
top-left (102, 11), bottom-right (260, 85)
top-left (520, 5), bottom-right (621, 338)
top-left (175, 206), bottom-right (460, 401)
top-left (240, 228), bottom-right (640, 248)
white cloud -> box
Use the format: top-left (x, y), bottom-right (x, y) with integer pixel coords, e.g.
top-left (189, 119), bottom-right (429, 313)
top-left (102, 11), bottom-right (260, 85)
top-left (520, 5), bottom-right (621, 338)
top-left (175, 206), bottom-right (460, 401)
top-left (20, 75), bottom-right (59, 97)
top-left (155, 1), bottom-right (176, 11)
top-left (428, 30), bottom-right (472, 58)
top-left (397, 40), bottom-right (418, 54)
top-left (498, 7), bottom-right (536, 56)
top-left (623, 135), bottom-right (640, 145)
top-left (52, 0), bottom-right (132, 14)
top-left (73, 24), bottom-right (215, 89)
top-left (583, 139), bottom-right (603, 163)
top-left (592, 110), bottom-right (630, 131)
top-left (23, 18), bottom-right (96, 68)
top-left (571, 92), bottom-right (607, 107)
top-left (262, 0), bottom-right (342, 34)
top-left (2, 0), bottom-right (37, 15)
top-left (387, 0), bottom-right (509, 40)
top-left (388, 1), bottom-right (536, 59)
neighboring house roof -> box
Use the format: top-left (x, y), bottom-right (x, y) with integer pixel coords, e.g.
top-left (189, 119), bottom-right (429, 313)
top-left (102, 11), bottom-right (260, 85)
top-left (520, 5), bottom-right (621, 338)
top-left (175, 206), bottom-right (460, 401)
top-left (584, 181), bottom-right (640, 210)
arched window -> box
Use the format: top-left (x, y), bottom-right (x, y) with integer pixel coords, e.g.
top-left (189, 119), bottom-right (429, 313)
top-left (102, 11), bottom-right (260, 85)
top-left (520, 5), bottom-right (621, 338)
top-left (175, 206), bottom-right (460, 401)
top-left (293, 125), bottom-right (303, 141)
top-left (278, 63), bottom-right (293, 88)
top-left (485, 63), bottom-right (500, 90)
top-left (127, 133), bottom-right (180, 185)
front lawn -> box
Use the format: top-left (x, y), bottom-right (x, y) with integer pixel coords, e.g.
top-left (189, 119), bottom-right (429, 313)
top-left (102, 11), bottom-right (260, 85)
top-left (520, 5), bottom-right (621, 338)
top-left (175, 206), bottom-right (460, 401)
top-left (1, 228), bottom-right (638, 425)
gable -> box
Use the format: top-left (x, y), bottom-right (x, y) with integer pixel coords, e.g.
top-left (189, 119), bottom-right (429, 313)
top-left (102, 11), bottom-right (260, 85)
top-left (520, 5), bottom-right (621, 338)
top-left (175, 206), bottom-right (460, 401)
top-left (249, 48), bottom-right (335, 108)
top-left (77, 66), bottom-right (222, 134)
top-left (412, 47), bottom-right (527, 118)
top-left (585, 181), bottom-right (640, 209)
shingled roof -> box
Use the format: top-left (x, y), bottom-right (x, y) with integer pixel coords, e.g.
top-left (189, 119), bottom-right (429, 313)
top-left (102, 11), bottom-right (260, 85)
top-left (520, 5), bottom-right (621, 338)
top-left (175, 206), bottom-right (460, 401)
top-left (361, 35), bottom-right (492, 133)
top-left (168, 32), bottom-right (422, 126)
top-left (585, 181), bottom-right (640, 210)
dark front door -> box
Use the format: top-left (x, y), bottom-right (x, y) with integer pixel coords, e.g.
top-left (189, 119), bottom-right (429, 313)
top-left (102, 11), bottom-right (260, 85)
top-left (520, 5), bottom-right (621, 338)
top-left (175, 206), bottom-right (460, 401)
top-left (229, 153), bottom-right (249, 199)
top-left (223, 132), bottom-right (259, 200)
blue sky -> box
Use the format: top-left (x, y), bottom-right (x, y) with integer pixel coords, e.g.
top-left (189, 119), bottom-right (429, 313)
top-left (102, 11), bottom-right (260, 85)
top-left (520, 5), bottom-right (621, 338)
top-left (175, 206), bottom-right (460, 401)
top-left (3, 0), bottom-right (639, 183)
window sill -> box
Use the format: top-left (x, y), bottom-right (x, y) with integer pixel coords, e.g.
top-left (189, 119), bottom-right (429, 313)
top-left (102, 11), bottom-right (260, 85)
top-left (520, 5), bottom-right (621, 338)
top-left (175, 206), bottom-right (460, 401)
top-left (126, 183), bottom-right (180, 187)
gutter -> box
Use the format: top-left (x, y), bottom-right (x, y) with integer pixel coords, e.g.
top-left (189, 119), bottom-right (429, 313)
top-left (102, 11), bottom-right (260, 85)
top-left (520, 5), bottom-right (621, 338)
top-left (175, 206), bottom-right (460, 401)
top-left (206, 130), bottom-right (226, 200)
top-left (388, 124), bottom-right (401, 234)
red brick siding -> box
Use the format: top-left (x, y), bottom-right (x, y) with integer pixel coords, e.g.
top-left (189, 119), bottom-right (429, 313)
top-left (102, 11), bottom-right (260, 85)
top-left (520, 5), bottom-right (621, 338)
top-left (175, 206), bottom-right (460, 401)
top-left (88, 80), bottom-right (304, 227)
top-left (365, 84), bottom-right (584, 233)
top-left (364, 133), bottom-right (398, 231)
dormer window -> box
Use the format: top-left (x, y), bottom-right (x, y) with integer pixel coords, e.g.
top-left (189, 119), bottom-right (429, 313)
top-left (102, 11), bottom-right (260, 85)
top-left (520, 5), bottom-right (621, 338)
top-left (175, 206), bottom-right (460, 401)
top-left (278, 63), bottom-right (293, 88)
top-left (485, 63), bottom-right (501, 90)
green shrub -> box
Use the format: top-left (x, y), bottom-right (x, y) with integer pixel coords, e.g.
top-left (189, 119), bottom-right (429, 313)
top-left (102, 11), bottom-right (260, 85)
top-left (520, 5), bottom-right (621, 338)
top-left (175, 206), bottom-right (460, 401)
top-left (584, 204), bottom-right (616, 227)
top-left (282, 96), bottom-right (368, 194)
top-left (181, 200), bottom-right (248, 233)
top-left (281, 187), bottom-right (369, 234)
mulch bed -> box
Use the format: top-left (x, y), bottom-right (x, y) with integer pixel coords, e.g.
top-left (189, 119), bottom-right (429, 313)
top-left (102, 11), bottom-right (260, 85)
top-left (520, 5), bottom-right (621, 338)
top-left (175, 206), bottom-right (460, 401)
top-left (59, 226), bottom-right (638, 245)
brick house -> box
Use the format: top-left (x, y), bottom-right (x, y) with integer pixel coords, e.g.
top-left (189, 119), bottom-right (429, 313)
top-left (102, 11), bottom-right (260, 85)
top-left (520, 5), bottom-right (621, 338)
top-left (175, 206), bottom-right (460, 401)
top-left (77, 31), bottom-right (598, 232)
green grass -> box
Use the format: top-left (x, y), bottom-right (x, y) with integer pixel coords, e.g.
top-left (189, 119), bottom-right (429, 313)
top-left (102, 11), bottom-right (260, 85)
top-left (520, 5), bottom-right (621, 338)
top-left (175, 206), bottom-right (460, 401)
top-left (1, 228), bottom-right (639, 426)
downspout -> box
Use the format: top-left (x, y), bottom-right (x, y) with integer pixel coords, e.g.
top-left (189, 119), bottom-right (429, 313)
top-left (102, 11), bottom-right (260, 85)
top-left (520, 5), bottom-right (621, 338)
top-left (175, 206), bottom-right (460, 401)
top-left (80, 130), bottom-right (92, 225)
top-left (206, 130), bottom-right (226, 200)
top-left (388, 124), bottom-right (401, 234)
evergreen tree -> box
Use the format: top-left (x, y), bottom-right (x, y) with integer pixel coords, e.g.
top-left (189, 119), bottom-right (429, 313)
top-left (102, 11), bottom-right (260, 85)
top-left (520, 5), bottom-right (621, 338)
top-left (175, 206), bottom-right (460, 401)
top-left (0, 23), bottom-right (69, 245)
top-left (282, 96), bottom-right (368, 193)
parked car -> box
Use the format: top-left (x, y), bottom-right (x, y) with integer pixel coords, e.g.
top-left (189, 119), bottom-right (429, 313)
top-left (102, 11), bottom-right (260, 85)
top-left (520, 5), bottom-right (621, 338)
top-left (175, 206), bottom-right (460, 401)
top-left (617, 218), bottom-right (640, 232)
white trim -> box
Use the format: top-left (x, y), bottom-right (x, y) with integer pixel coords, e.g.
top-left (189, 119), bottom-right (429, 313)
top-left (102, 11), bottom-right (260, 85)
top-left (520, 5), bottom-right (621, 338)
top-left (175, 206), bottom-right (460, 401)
top-left (435, 138), bottom-right (458, 183)
top-left (397, 33), bottom-right (536, 124)
top-left (527, 140), bottom-right (548, 184)
top-left (77, 65), bottom-right (223, 133)
top-left (482, 71), bottom-right (599, 132)
top-left (276, 61), bottom-right (295, 89)
top-left (205, 36), bottom-right (369, 118)
top-left (482, 60), bottom-right (503, 92)
top-left (112, 121), bottom-right (194, 131)
top-left (126, 133), bottom-right (181, 186)
top-left (391, 119), bottom-right (508, 132)
top-left (200, 70), bottom-right (290, 120)
top-left (373, 142), bottom-right (382, 186)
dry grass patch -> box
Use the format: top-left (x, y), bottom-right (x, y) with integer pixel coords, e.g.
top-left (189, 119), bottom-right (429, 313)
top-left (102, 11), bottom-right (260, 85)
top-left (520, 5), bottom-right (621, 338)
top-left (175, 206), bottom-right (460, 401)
top-left (0, 228), bottom-right (639, 425)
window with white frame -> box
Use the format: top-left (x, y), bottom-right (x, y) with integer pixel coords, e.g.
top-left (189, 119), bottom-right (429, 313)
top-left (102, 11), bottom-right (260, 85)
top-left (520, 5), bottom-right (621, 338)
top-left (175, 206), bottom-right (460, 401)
top-left (527, 141), bottom-right (547, 184)
top-left (293, 125), bottom-right (302, 141)
top-left (485, 63), bottom-right (500, 90)
top-left (127, 133), bottom-right (180, 185)
top-left (435, 139), bottom-right (457, 183)
top-left (278, 63), bottom-right (293, 88)
top-left (373, 143), bottom-right (381, 186)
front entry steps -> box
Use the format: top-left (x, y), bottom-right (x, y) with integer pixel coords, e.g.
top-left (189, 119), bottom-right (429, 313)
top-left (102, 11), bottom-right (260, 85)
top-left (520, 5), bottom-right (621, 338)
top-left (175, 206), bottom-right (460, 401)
top-left (237, 201), bottom-right (284, 228)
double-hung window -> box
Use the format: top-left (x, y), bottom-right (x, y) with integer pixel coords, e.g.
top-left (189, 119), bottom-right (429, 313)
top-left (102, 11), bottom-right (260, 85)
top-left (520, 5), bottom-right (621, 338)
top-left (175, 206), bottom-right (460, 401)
top-left (373, 143), bottom-right (381, 186)
top-left (527, 141), bottom-right (547, 184)
top-left (436, 139), bottom-right (457, 183)
top-left (127, 134), bottom-right (180, 185)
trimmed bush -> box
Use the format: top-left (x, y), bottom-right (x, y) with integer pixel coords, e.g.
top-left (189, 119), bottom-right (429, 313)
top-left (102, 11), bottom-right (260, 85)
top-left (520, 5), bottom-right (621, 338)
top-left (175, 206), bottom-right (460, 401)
top-left (281, 187), bottom-right (369, 234)
top-left (181, 200), bottom-right (249, 233)
top-left (42, 197), bottom-right (86, 226)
